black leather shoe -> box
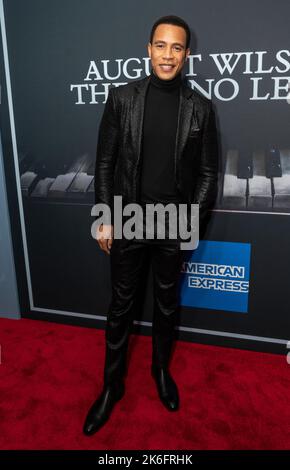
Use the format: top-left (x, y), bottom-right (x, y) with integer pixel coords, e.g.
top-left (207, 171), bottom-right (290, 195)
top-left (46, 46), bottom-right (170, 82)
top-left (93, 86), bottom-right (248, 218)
top-left (83, 382), bottom-right (125, 436)
top-left (151, 365), bottom-right (179, 411)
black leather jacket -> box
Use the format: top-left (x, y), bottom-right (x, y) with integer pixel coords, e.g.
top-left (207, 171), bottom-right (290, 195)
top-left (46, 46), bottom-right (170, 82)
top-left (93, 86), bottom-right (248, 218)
top-left (94, 74), bottom-right (218, 224)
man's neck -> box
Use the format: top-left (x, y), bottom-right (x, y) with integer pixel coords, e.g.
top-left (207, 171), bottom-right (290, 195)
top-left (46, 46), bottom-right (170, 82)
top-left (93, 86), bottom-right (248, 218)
top-left (150, 68), bottom-right (182, 90)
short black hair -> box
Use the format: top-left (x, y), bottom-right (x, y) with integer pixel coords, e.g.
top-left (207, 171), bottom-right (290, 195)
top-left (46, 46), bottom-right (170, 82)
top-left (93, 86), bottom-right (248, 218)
top-left (150, 15), bottom-right (191, 50)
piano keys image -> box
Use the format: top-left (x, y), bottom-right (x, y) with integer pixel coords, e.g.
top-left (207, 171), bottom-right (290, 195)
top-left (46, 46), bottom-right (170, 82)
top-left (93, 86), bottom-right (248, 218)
top-left (248, 151), bottom-right (272, 209)
top-left (221, 149), bottom-right (249, 209)
top-left (273, 150), bottom-right (290, 209)
top-left (19, 148), bottom-right (290, 213)
top-left (20, 152), bottom-right (47, 197)
top-left (20, 152), bottom-right (95, 203)
top-left (220, 147), bottom-right (290, 212)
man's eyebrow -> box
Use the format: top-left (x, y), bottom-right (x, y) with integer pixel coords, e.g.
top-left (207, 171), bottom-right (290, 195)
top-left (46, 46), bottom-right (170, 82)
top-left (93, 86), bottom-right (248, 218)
top-left (153, 40), bottom-right (185, 48)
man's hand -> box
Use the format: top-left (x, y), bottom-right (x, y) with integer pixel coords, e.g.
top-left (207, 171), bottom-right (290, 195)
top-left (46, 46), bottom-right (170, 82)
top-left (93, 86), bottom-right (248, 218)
top-left (96, 224), bottom-right (114, 255)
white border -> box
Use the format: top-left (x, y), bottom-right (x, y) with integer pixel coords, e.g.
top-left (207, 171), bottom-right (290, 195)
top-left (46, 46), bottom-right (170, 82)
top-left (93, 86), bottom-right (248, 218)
top-left (0, 0), bottom-right (288, 347)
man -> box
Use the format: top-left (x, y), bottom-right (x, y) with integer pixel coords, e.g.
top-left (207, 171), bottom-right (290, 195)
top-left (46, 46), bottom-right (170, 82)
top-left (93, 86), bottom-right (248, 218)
top-left (83, 15), bottom-right (218, 436)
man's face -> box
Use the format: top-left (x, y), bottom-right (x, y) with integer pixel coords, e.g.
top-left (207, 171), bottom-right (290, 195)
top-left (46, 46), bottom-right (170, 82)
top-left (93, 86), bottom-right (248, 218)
top-left (148, 23), bottom-right (190, 80)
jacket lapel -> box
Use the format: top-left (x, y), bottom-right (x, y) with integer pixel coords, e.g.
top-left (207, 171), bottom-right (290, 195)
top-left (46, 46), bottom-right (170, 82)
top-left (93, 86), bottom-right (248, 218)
top-left (175, 81), bottom-right (195, 166)
top-left (131, 75), bottom-right (151, 171)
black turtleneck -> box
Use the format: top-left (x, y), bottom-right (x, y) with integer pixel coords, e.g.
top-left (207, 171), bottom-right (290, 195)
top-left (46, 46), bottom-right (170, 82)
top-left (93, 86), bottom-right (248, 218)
top-left (139, 68), bottom-right (182, 206)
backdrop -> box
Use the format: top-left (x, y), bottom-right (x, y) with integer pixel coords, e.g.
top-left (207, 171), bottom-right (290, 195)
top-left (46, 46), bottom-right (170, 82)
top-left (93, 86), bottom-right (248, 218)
top-left (1, 0), bottom-right (289, 353)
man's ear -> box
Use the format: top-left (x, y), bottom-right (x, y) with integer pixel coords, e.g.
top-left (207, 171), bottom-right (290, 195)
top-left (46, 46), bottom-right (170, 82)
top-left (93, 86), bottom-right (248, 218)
top-left (147, 42), bottom-right (151, 58)
top-left (185, 48), bottom-right (190, 60)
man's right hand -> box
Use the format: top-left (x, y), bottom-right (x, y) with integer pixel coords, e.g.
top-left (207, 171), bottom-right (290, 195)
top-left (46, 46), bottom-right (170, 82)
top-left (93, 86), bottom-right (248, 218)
top-left (96, 224), bottom-right (114, 255)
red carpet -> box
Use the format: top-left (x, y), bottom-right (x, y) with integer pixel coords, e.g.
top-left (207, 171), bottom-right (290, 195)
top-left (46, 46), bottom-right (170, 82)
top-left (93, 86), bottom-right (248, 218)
top-left (0, 317), bottom-right (289, 450)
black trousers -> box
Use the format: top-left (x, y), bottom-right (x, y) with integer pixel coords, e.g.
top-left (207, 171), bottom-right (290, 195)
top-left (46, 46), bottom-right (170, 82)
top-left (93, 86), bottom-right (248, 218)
top-left (103, 236), bottom-right (184, 386)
